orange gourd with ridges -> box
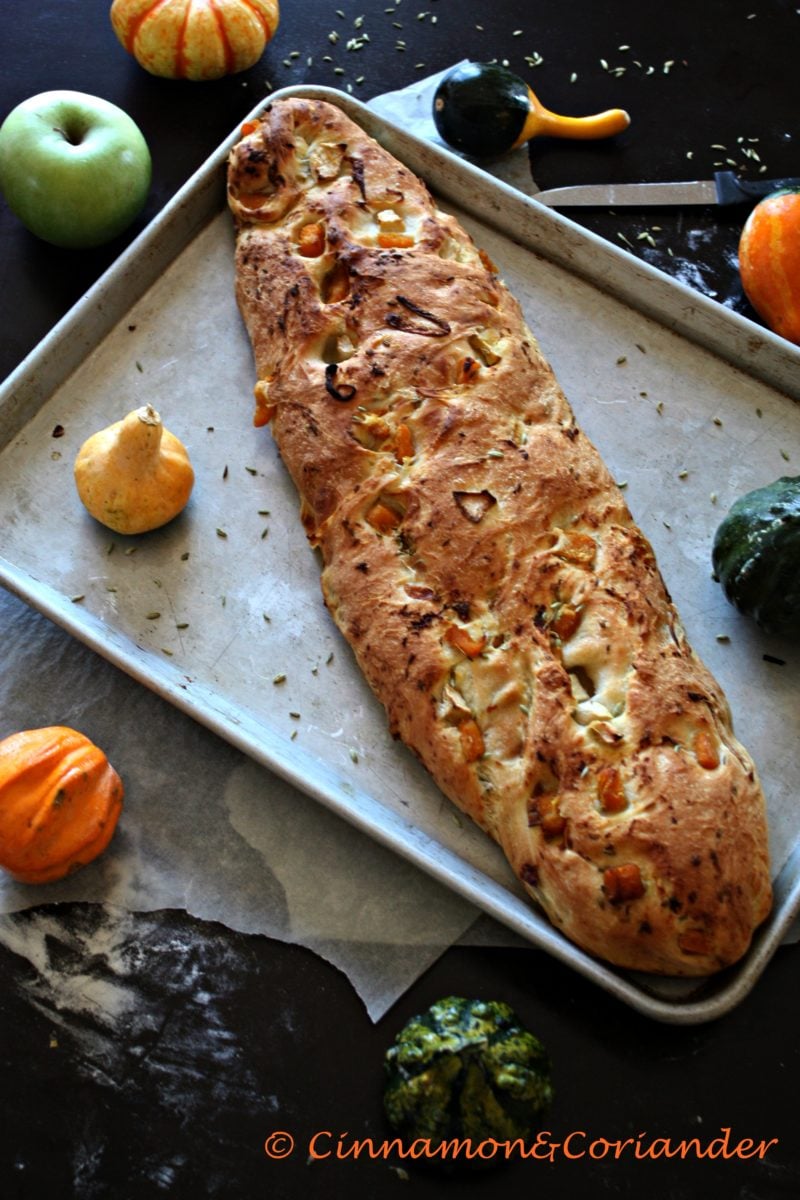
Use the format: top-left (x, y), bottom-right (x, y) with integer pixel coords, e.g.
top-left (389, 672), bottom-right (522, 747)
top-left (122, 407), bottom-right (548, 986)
top-left (0, 727), bottom-right (123, 884)
top-left (110, 0), bottom-right (279, 81)
top-left (738, 189), bottom-right (800, 346)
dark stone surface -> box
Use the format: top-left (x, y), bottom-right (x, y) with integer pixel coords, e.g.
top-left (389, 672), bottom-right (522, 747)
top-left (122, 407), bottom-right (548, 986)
top-left (1, 903), bottom-right (799, 1199)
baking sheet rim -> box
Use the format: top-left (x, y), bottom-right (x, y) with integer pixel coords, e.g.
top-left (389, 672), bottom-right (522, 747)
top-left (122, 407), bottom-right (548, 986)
top-left (1, 83), bottom-right (797, 1025)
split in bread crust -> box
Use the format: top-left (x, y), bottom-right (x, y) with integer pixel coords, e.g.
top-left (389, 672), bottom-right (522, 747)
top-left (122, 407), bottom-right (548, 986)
top-left (228, 97), bottom-right (772, 976)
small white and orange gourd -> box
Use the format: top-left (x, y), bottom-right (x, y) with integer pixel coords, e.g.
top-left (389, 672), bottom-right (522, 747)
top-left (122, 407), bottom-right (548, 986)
top-left (74, 404), bottom-right (195, 534)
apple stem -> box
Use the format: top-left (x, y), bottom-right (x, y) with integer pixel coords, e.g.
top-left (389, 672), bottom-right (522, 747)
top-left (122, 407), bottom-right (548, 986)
top-left (54, 123), bottom-right (84, 146)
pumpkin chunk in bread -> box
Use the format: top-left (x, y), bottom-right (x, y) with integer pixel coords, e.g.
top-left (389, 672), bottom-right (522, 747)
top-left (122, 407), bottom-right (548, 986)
top-left (228, 98), bottom-right (772, 976)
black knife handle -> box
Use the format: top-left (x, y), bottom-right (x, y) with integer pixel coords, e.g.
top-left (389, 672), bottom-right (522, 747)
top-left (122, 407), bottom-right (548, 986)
top-left (714, 170), bottom-right (800, 205)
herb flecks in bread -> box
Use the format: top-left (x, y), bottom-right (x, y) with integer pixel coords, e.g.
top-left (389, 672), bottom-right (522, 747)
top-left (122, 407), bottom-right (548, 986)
top-left (228, 98), bottom-right (772, 976)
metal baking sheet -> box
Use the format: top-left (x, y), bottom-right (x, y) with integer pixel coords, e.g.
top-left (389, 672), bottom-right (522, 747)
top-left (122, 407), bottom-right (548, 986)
top-left (1, 85), bottom-right (798, 1024)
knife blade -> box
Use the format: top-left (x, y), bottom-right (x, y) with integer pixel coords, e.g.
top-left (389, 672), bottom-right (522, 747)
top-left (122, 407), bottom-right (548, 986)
top-left (532, 170), bottom-right (800, 208)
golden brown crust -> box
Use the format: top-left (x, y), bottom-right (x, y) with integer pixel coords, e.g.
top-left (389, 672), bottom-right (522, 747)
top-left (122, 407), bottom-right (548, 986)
top-left (228, 97), bottom-right (772, 975)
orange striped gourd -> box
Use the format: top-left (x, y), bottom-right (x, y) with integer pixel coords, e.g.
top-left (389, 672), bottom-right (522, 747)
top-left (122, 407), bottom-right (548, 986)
top-left (110, 0), bottom-right (280, 81)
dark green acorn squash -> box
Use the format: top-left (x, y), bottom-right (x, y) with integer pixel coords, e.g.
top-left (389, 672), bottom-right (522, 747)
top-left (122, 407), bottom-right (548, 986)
top-left (711, 475), bottom-right (800, 638)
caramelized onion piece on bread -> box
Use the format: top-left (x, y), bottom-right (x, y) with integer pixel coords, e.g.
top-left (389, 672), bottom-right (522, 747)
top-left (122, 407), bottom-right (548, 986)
top-left (228, 98), bottom-right (772, 975)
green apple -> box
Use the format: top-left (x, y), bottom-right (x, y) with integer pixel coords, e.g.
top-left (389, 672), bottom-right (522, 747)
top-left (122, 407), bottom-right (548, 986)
top-left (0, 90), bottom-right (151, 249)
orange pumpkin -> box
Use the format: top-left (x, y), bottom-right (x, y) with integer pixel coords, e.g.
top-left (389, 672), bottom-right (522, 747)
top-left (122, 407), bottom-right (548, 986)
top-left (738, 189), bottom-right (800, 346)
top-left (110, 0), bottom-right (280, 82)
top-left (0, 727), bottom-right (123, 884)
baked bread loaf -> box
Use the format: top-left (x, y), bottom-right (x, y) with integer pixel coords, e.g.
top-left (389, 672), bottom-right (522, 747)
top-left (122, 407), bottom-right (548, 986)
top-left (228, 97), bottom-right (772, 975)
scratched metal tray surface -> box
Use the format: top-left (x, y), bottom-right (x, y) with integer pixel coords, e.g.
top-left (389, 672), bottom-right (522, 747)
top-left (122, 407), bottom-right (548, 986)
top-left (1, 85), bottom-right (799, 1024)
